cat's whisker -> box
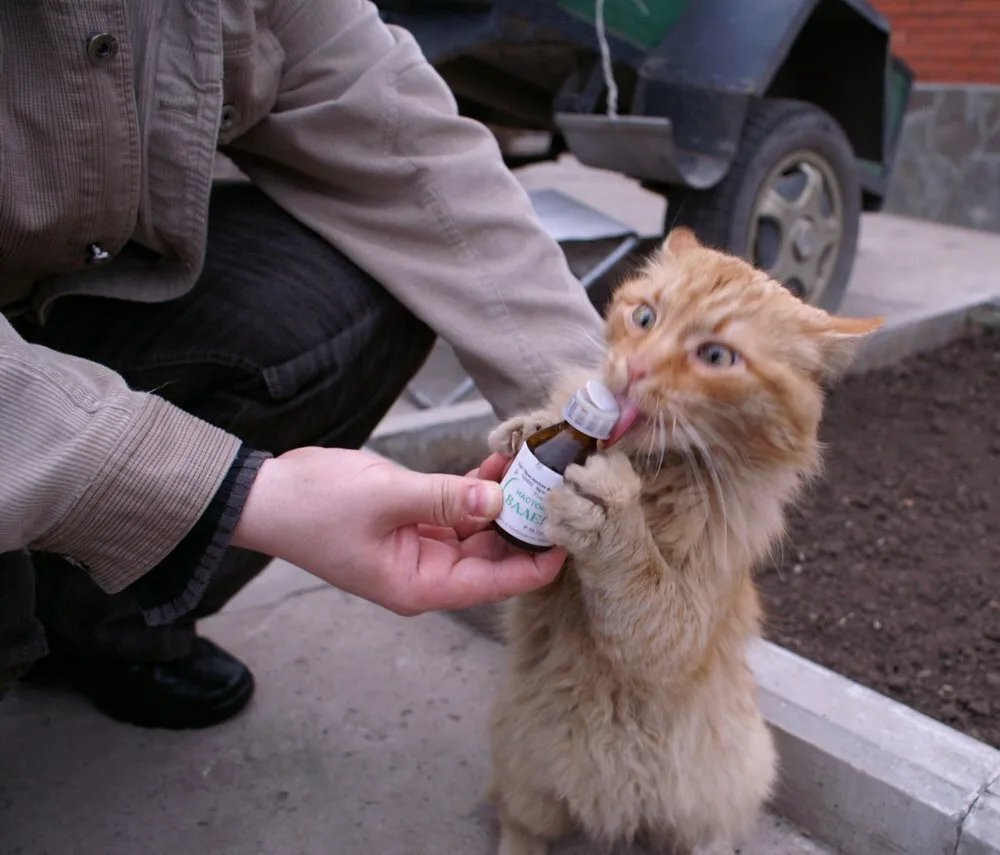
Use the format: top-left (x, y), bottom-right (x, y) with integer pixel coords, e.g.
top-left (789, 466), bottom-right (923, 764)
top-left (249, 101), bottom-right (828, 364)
top-left (665, 395), bottom-right (748, 442)
top-left (677, 401), bottom-right (751, 450)
top-left (680, 415), bottom-right (732, 566)
top-left (697, 423), bottom-right (745, 537)
top-left (645, 411), bottom-right (657, 461)
top-left (675, 402), bottom-right (752, 475)
top-left (706, 449), bottom-right (750, 556)
top-left (655, 410), bottom-right (667, 478)
top-left (640, 407), bottom-right (663, 478)
top-left (674, 417), bottom-right (711, 531)
top-left (686, 416), bottom-right (749, 469)
top-left (629, 414), bottom-right (657, 478)
top-left (771, 537), bottom-right (787, 581)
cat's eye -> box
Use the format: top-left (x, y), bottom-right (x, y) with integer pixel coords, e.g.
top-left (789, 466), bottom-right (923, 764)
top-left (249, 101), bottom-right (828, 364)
top-left (631, 303), bottom-right (657, 330)
top-left (696, 342), bottom-right (741, 368)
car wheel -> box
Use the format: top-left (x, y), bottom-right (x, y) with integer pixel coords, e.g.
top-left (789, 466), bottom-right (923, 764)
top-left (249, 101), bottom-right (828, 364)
top-left (664, 98), bottom-right (860, 312)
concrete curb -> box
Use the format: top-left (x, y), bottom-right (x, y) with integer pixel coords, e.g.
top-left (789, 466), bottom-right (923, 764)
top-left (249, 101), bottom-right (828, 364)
top-left (752, 641), bottom-right (1000, 855)
top-left (850, 293), bottom-right (991, 374)
top-left (963, 782), bottom-right (1000, 855)
top-left (369, 398), bottom-right (496, 475)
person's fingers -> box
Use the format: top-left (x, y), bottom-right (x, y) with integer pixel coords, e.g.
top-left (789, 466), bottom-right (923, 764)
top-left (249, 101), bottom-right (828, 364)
top-left (389, 470), bottom-right (503, 528)
top-left (452, 528), bottom-right (513, 560)
top-left (486, 547), bottom-right (567, 602)
top-left (414, 515), bottom-right (496, 544)
top-left (474, 452), bottom-right (511, 483)
top-left (454, 529), bottom-right (568, 566)
top-left (529, 547), bottom-right (568, 586)
top-left (453, 548), bottom-right (566, 608)
top-left (410, 541), bottom-right (568, 612)
top-left (452, 454), bottom-right (514, 538)
top-left (451, 514), bottom-right (496, 541)
top-left (417, 524), bottom-right (457, 540)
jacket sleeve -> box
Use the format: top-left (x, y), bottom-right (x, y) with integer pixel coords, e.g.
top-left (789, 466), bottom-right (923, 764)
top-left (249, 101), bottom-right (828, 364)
top-left (224, 0), bottom-right (605, 419)
top-left (0, 314), bottom-right (241, 593)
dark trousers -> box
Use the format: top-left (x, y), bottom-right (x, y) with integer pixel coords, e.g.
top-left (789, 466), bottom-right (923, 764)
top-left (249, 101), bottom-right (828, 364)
top-left (0, 183), bottom-right (433, 677)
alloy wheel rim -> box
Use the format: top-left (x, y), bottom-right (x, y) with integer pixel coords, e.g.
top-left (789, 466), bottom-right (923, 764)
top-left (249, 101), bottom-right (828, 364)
top-left (748, 150), bottom-right (844, 304)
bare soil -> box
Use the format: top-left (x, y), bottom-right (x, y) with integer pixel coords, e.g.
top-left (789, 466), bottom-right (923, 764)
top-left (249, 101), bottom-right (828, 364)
top-left (757, 329), bottom-right (1000, 748)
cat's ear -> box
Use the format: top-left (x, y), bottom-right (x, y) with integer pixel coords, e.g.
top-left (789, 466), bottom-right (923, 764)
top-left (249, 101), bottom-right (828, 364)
top-left (662, 227), bottom-right (701, 256)
top-left (814, 314), bottom-right (884, 379)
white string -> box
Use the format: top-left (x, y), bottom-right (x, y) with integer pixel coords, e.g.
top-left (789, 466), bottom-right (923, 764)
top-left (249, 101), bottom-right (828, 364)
top-left (595, 0), bottom-right (619, 118)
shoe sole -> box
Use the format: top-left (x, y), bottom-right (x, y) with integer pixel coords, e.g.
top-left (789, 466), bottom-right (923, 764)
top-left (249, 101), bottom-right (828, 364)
top-left (92, 671), bottom-right (256, 730)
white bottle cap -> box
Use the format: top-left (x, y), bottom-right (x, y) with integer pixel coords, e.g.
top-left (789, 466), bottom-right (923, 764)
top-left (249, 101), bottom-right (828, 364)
top-left (563, 379), bottom-right (620, 439)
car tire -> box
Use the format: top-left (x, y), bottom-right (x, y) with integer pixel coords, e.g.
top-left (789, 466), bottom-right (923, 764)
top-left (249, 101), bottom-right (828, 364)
top-left (663, 98), bottom-right (860, 312)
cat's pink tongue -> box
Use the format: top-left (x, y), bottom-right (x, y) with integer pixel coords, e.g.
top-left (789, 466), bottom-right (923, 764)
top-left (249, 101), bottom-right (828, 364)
top-left (604, 403), bottom-right (641, 448)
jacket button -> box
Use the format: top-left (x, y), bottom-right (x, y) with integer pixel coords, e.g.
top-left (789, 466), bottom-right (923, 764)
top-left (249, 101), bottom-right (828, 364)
top-left (86, 243), bottom-right (112, 265)
top-left (220, 103), bottom-right (238, 131)
top-left (86, 33), bottom-right (118, 63)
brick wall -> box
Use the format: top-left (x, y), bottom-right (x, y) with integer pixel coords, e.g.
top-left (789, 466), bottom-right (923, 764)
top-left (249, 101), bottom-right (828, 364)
top-left (873, 0), bottom-right (1000, 84)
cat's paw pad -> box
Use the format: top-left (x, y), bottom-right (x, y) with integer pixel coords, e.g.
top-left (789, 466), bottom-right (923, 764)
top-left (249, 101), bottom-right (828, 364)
top-left (488, 411), bottom-right (551, 457)
top-left (564, 451), bottom-right (641, 510)
top-left (544, 452), bottom-right (641, 550)
top-left (544, 484), bottom-right (605, 550)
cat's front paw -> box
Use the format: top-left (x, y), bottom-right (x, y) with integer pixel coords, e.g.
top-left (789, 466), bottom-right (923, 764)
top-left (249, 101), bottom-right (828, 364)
top-left (488, 410), bottom-right (553, 458)
top-left (544, 452), bottom-right (642, 554)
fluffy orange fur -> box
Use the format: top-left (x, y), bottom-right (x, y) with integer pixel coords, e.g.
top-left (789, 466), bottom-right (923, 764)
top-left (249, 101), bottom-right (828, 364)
top-left (487, 229), bottom-right (882, 855)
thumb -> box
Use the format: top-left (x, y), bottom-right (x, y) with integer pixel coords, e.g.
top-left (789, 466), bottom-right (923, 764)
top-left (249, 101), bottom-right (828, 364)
top-left (392, 471), bottom-right (504, 528)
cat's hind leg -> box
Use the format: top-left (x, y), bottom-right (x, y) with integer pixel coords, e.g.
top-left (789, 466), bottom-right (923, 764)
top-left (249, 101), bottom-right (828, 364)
top-left (494, 791), bottom-right (572, 855)
top-left (635, 829), bottom-right (693, 855)
top-left (498, 815), bottom-right (548, 855)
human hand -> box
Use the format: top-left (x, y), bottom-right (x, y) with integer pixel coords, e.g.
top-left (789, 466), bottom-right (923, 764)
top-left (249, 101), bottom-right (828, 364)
top-left (231, 447), bottom-right (565, 615)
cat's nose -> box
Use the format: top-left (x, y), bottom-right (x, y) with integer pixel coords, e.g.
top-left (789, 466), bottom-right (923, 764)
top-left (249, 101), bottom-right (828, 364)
top-left (627, 357), bottom-right (650, 385)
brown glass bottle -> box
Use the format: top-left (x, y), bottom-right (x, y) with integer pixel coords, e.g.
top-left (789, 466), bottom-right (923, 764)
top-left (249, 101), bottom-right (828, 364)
top-left (493, 422), bottom-right (601, 552)
top-left (492, 380), bottom-right (620, 552)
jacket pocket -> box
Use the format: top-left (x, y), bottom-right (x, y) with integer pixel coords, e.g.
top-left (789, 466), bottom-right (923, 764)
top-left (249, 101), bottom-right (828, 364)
top-left (218, 9), bottom-right (283, 145)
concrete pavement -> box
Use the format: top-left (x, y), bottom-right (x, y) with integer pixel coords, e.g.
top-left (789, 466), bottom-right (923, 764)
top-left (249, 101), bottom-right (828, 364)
top-left (0, 567), bottom-right (831, 855)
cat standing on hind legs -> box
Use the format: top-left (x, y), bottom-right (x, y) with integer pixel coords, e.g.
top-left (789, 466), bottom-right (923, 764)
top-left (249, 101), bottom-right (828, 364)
top-left (488, 227), bottom-right (882, 855)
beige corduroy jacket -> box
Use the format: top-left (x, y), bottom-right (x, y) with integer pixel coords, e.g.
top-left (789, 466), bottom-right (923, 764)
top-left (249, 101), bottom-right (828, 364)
top-left (0, 0), bottom-right (602, 593)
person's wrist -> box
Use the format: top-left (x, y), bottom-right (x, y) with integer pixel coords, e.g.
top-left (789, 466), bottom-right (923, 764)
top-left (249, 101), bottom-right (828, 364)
top-left (230, 456), bottom-right (278, 553)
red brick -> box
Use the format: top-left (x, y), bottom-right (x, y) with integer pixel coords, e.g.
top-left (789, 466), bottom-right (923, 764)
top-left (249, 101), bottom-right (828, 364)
top-left (872, 0), bottom-right (1000, 84)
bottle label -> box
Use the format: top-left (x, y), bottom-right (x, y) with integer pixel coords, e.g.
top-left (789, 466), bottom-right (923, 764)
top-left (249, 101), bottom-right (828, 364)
top-left (495, 444), bottom-right (563, 547)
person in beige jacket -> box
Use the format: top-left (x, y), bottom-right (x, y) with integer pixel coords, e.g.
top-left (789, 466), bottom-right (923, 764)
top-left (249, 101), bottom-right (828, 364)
top-left (0, 0), bottom-right (603, 728)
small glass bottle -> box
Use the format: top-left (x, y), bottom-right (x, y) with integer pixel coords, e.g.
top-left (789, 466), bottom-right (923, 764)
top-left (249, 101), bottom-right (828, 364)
top-left (493, 380), bottom-right (620, 552)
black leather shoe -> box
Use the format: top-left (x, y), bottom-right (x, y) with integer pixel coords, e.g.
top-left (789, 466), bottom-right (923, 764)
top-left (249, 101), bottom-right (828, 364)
top-left (46, 638), bottom-right (255, 730)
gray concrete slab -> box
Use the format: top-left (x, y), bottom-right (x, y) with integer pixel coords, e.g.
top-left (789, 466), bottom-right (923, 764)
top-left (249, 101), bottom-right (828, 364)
top-left (961, 780), bottom-right (1000, 855)
top-left (0, 588), bottom-right (830, 855)
top-left (222, 558), bottom-right (325, 614)
top-left (751, 641), bottom-right (1000, 855)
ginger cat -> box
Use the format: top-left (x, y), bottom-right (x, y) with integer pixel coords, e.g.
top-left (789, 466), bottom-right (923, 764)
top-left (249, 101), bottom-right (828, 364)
top-left (488, 228), bottom-right (881, 855)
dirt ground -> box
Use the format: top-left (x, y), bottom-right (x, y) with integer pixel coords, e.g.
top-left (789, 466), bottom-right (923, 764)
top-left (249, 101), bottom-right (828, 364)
top-left (757, 328), bottom-right (1000, 748)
